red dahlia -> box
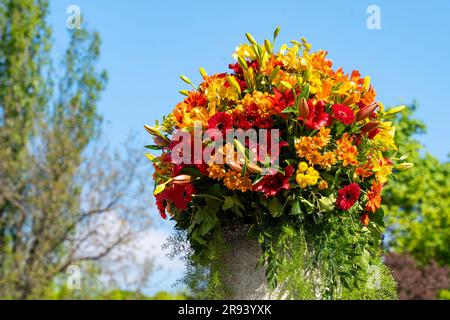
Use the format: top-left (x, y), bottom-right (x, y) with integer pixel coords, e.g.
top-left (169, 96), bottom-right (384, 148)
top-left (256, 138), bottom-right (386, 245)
top-left (332, 104), bottom-right (355, 125)
top-left (336, 183), bottom-right (361, 211)
top-left (208, 112), bottom-right (233, 134)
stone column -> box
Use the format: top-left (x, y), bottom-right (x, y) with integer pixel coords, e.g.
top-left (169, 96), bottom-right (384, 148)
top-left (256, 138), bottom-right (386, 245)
top-left (221, 225), bottom-right (281, 300)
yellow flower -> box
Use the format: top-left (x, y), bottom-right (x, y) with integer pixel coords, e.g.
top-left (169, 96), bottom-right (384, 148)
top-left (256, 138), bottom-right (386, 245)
top-left (205, 78), bottom-right (239, 115)
top-left (371, 155), bottom-right (393, 184)
top-left (372, 121), bottom-right (397, 151)
top-left (298, 162), bottom-right (308, 173)
top-left (240, 91), bottom-right (273, 117)
top-left (305, 174), bottom-right (318, 186)
top-left (296, 174), bottom-right (309, 189)
top-left (296, 165), bottom-right (320, 188)
top-left (232, 43), bottom-right (255, 61)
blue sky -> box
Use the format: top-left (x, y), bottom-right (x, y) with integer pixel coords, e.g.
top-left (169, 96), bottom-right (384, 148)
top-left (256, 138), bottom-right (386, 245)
top-left (47, 0), bottom-right (450, 293)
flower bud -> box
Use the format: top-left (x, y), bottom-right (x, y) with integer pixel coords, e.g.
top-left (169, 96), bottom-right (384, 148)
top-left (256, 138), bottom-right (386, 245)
top-left (227, 75), bottom-right (241, 94)
top-left (180, 75), bottom-right (192, 85)
top-left (385, 105), bottom-right (406, 116)
top-left (264, 39), bottom-right (272, 53)
top-left (356, 102), bottom-right (378, 121)
top-left (199, 67), bottom-right (208, 78)
top-left (395, 162), bottom-right (414, 171)
top-left (245, 32), bottom-right (257, 45)
top-left (361, 121), bottom-right (379, 134)
top-left (247, 162), bottom-right (263, 174)
top-left (273, 26), bottom-right (281, 40)
top-left (172, 175), bottom-right (192, 185)
top-left (298, 98), bottom-right (310, 119)
top-left (280, 80), bottom-right (292, 89)
top-left (144, 125), bottom-right (160, 136)
top-left (363, 76), bottom-right (371, 92)
top-left (237, 56), bottom-right (248, 70)
top-left (154, 136), bottom-right (170, 147)
top-left (303, 67), bottom-right (312, 82)
top-left (228, 160), bottom-right (243, 172)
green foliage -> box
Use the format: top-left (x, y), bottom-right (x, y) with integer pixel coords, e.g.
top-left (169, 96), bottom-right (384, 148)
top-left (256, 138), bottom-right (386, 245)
top-left (0, 0), bottom-right (109, 299)
top-left (438, 290), bottom-right (450, 300)
top-left (383, 103), bottom-right (450, 266)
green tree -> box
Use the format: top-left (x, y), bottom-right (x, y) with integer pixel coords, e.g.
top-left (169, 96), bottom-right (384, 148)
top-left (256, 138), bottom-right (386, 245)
top-left (0, 0), bottom-right (152, 299)
top-left (383, 103), bottom-right (450, 266)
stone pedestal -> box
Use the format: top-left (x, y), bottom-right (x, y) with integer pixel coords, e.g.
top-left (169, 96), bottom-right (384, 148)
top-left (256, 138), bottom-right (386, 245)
top-left (221, 225), bottom-right (281, 300)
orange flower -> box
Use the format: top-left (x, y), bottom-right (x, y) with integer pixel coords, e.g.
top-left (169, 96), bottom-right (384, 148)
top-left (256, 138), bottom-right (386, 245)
top-left (207, 164), bottom-right (226, 180)
top-left (365, 181), bottom-right (383, 213)
top-left (360, 213), bottom-right (370, 226)
top-left (317, 152), bottom-right (337, 169)
top-left (318, 180), bottom-right (328, 190)
top-left (223, 171), bottom-right (252, 192)
top-left (355, 162), bottom-right (373, 179)
top-left (336, 133), bottom-right (359, 166)
top-left (314, 127), bottom-right (331, 148)
top-left (172, 102), bottom-right (209, 128)
top-left (360, 85), bottom-right (377, 106)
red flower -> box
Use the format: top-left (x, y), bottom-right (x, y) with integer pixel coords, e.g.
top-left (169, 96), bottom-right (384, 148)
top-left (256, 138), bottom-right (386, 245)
top-left (228, 60), bottom-right (259, 91)
top-left (336, 183), bottom-right (361, 211)
top-left (253, 165), bottom-right (294, 197)
top-left (299, 100), bottom-right (330, 130)
top-left (269, 88), bottom-right (295, 113)
top-left (228, 62), bottom-right (242, 74)
top-left (156, 183), bottom-right (196, 219)
top-left (235, 103), bottom-right (273, 129)
top-left (156, 197), bottom-right (167, 219)
top-left (332, 104), bottom-right (355, 125)
top-left (208, 112), bottom-right (233, 135)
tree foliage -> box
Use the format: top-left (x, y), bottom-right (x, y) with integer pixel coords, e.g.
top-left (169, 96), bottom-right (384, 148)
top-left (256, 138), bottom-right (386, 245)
top-left (0, 0), bottom-right (152, 299)
top-left (383, 103), bottom-right (450, 266)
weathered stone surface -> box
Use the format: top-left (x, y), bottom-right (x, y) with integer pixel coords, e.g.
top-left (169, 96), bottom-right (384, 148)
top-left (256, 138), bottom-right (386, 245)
top-left (221, 225), bottom-right (281, 300)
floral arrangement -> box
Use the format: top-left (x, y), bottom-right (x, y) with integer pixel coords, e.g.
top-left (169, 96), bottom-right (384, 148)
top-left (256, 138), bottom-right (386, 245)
top-left (145, 28), bottom-right (410, 298)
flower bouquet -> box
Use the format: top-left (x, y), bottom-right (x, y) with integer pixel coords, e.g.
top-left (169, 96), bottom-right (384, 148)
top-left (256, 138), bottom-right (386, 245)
top-left (145, 28), bottom-right (411, 299)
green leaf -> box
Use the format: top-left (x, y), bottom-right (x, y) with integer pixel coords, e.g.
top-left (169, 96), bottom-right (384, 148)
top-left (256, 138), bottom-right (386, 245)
top-left (145, 144), bottom-right (162, 150)
top-left (281, 106), bottom-right (299, 114)
top-left (290, 200), bottom-right (301, 215)
top-left (372, 208), bottom-right (385, 228)
top-left (268, 198), bottom-right (283, 218)
top-left (299, 84), bottom-right (310, 99)
top-left (318, 196), bottom-right (335, 212)
top-left (222, 197), bottom-right (234, 211)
